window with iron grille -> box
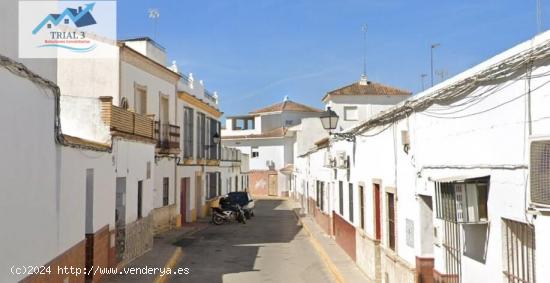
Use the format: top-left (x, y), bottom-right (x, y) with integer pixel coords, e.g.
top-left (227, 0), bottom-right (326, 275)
top-left (197, 112), bottom-right (206, 159)
top-left (183, 107), bottom-right (194, 158)
top-left (206, 172), bottom-right (218, 199)
top-left (339, 181), bottom-right (344, 215)
top-left (435, 177), bottom-right (489, 223)
top-left (137, 181), bottom-right (143, 219)
top-left (387, 192), bottom-right (395, 250)
top-left (349, 183), bottom-right (354, 222)
top-left (502, 218), bottom-right (535, 283)
top-left (162, 177), bottom-right (169, 206)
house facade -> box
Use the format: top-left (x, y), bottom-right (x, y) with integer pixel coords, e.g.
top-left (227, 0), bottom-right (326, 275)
top-left (222, 97), bottom-right (323, 196)
top-left (294, 31), bottom-right (550, 283)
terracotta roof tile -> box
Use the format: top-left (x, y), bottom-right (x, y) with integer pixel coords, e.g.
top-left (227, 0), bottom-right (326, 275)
top-left (249, 100), bottom-right (323, 114)
top-left (322, 80), bottom-right (411, 101)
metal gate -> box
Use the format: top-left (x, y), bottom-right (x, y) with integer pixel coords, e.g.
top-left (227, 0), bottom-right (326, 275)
top-left (443, 220), bottom-right (461, 283)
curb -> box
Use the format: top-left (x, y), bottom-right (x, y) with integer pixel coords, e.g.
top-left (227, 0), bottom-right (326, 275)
top-left (293, 209), bottom-right (346, 283)
top-left (153, 224), bottom-right (208, 283)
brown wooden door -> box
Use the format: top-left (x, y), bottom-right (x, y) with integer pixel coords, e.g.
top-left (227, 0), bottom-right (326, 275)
top-left (180, 178), bottom-right (189, 226)
top-left (268, 174), bottom-right (278, 196)
top-left (374, 183), bottom-right (381, 241)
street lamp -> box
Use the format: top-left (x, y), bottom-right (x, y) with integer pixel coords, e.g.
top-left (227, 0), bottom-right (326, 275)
top-left (211, 133), bottom-right (221, 146)
top-left (320, 107), bottom-right (355, 142)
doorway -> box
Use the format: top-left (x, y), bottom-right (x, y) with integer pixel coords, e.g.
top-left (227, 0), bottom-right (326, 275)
top-left (115, 177), bottom-right (126, 262)
top-left (195, 173), bottom-right (203, 218)
top-left (268, 174), bottom-right (278, 196)
top-left (180, 178), bottom-right (190, 225)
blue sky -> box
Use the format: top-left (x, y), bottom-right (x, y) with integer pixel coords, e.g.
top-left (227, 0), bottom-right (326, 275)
top-left (116, 0), bottom-right (547, 116)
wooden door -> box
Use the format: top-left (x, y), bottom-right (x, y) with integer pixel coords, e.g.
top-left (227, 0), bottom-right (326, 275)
top-left (115, 177), bottom-right (126, 262)
top-left (195, 174), bottom-right (203, 218)
top-left (374, 183), bottom-right (381, 241)
top-left (180, 178), bottom-right (189, 225)
top-left (268, 174), bottom-right (278, 196)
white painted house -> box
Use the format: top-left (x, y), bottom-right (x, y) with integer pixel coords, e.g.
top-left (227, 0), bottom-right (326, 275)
top-left (294, 31), bottom-right (550, 283)
top-left (222, 97), bottom-right (323, 196)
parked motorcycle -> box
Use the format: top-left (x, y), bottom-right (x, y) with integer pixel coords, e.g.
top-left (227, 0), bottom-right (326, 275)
top-left (211, 197), bottom-right (246, 225)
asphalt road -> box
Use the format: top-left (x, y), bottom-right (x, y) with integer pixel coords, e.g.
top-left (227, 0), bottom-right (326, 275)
top-left (169, 199), bottom-right (335, 283)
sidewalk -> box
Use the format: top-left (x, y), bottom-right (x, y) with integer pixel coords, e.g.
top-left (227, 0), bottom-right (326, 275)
top-left (103, 222), bottom-right (208, 283)
top-left (288, 200), bottom-right (371, 283)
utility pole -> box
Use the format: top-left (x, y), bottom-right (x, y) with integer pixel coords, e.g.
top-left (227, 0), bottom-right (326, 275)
top-left (430, 43), bottom-right (440, 87)
top-left (420, 74), bottom-right (427, 91)
top-left (148, 8), bottom-right (160, 39)
top-left (362, 24), bottom-right (368, 77)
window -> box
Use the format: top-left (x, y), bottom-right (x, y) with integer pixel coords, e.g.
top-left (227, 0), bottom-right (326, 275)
top-left (339, 181), bottom-right (344, 215)
top-left (207, 118), bottom-right (220, 160)
top-left (387, 192), bottom-right (395, 250)
top-left (502, 218), bottom-right (535, 283)
top-left (235, 176), bottom-right (238, 192)
top-left (162, 177), bottom-right (169, 206)
top-left (206, 172), bottom-right (220, 199)
top-left (137, 181), bottom-right (143, 219)
top-left (134, 84), bottom-right (147, 115)
top-left (146, 162), bottom-right (151, 179)
top-left (252, 147), bottom-right (259, 158)
top-left (435, 177), bottom-right (489, 223)
top-left (285, 120), bottom-right (293, 126)
top-left (348, 183), bottom-right (354, 222)
top-left (197, 113), bottom-right (206, 159)
top-left (183, 107), bottom-right (194, 158)
top-left (64, 19), bottom-right (69, 24)
top-left (344, 106), bottom-right (358, 121)
top-left (47, 23), bottom-right (51, 29)
top-left (320, 182), bottom-right (325, 211)
top-left (359, 185), bottom-right (365, 230)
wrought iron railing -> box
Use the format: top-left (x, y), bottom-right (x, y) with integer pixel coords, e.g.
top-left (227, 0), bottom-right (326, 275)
top-left (154, 121), bottom-right (180, 151)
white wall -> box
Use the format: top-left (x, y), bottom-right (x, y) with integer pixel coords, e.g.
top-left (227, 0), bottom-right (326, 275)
top-left (113, 138), bottom-right (155, 223)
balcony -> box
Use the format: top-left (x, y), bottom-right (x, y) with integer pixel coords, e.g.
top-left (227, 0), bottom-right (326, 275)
top-left (155, 121), bottom-right (181, 154)
top-left (100, 96), bottom-right (155, 140)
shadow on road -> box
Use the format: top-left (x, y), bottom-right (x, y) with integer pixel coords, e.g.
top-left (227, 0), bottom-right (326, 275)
top-left (169, 199), bottom-right (303, 283)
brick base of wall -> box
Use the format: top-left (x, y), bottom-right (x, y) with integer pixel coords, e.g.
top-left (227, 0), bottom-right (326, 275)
top-left (416, 257), bottom-right (434, 283)
top-left (21, 240), bottom-right (86, 283)
top-left (433, 269), bottom-right (459, 283)
top-left (314, 206), bottom-right (332, 235)
top-left (85, 225), bottom-right (112, 283)
top-left (333, 211), bottom-right (357, 261)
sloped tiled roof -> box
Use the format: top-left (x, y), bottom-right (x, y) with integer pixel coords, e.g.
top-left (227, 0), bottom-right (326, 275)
top-left (322, 80), bottom-right (411, 102)
top-left (249, 100), bottom-right (323, 115)
top-left (222, 127), bottom-right (289, 140)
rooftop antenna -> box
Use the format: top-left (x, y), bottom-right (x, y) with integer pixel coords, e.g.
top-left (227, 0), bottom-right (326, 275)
top-left (360, 24), bottom-right (368, 85)
top-left (148, 8), bottom-right (160, 39)
top-left (420, 74), bottom-right (427, 91)
top-left (430, 43), bottom-right (441, 87)
top-left (536, 0), bottom-right (543, 34)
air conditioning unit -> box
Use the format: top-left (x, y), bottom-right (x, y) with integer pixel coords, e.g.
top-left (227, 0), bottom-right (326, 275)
top-left (336, 151), bottom-right (348, 169)
top-left (453, 182), bottom-right (488, 223)
top-left (324, 151), bottom-right (335, 168)
top-left (530, 139), bottom-right (550, 205)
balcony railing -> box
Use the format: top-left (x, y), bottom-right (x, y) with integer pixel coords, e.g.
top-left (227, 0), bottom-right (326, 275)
top-left (204, 89), bottom-right (217, 105)
top-left (100, 96), bottom-right (155, 139)
top-left (155, 121), bottom-right (181, 153)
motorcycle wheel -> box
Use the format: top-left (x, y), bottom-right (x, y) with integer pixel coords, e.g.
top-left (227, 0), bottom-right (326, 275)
top-left (244, 211), bottom-right (251, 219)
top-left (212, 214), bottom-right (224, 225)
top-left (239, 213), bottom-right (246, 224)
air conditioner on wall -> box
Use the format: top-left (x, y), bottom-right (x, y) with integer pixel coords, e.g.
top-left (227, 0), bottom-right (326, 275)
top-left (530, 139), bottom-right (550, 206)
top-left (336, 151), bottom-right (348, 169)
top-left (324, 151), bottom-right (335, 168)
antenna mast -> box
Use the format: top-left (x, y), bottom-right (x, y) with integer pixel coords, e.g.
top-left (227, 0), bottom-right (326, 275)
top-left (148, 8), bottom-right (160, 39)
top-left (362, 24), bottom-right (368, 77)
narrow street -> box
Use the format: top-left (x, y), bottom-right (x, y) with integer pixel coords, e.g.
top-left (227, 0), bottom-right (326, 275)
top-left (168, 199), bottom-right (335, 283)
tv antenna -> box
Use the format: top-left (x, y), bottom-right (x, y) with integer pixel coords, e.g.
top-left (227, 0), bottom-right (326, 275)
top-left (362, 24), bottom-right (368, 78)
top-left (536, 0), bottom-right (543, 34)
top-left (148, 8), bottom-right (160, 39)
